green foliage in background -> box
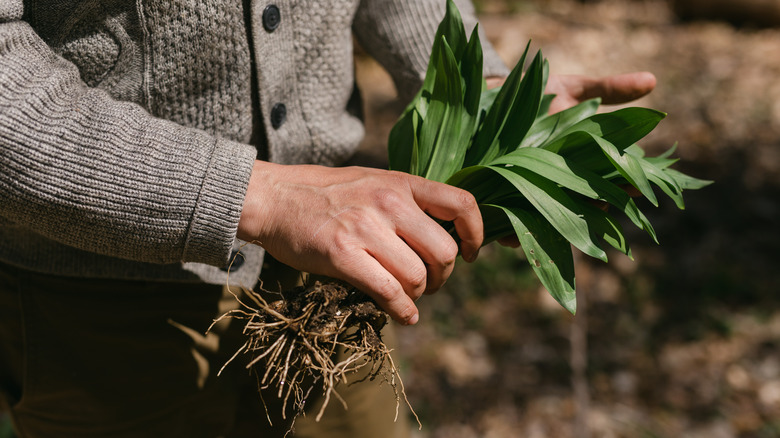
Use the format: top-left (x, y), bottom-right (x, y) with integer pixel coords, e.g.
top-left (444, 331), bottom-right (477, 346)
top-left (388, 0), bottom-right (711, 314)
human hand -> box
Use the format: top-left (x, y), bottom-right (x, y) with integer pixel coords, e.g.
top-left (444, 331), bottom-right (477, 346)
top-left (237, 161), bottom-right (483, 325)
top-left (543, 72), bottom-right (657, 114)
top-left (486, 71), bottom-right (656, 114)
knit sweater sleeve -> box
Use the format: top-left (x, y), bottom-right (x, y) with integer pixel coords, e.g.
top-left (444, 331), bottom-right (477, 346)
top-left (0, 8), bottom-right (256, 267)
top-left (353, 0), bottom-right (509, 103)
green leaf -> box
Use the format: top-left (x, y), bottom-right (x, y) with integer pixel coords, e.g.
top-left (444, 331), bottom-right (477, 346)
top-left (489, 147), bottom-right (657, 240)
top-left (438, 0), bottom-right (468, 61)
top-left (576, 200), bottom-right (632, 258)
top-left (480, 202), bottom-right (515, 244)
top-left (447, 165), bottom-right (516, 205)
top-left (409, 110), bottom-right (421, 175)
top-left (465, 42), bottom-right (532, 167)
top-left (663, 168), bottom-right (714, 190)
top-left (495, 50), bottom-right (546, 156)
top-left (547, 132), bottom-right (658, 206)
top-left (482, 204), bottom-right (577, 313)
top-left (461, 25), bottom-right (485, 122)
top-left (542, 107), bottom-right (666, 153)
top-left (415, 36), bottom-right (453, 177)
top-left (591, 135), bottom-right (658, 206)
top-left (535, 59), bottom-right (552, 118)
top-left (387, 107), bottom-right (415, 173)
top-left (637, 157), bottom-right (685, 209)
top-left (521, 98), bottom-right (600, 149)
top-left (489, 165), bottom-right (608, 262)
top-left (423, 37), bottom-right (467, 182)
top-left (537, 94), bottom-right (555, 119)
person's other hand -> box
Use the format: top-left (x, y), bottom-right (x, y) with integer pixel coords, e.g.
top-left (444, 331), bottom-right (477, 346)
top-left (237, 162), bottom-right (484, 325)
top-left (487, 71), bottom-right (657, 249)
top-left (543, 72), bottom-right (657, 113)
top-left (485, 71), bottom-right (657, 114)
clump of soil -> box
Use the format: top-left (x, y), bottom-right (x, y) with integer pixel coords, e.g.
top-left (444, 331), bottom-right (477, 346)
top-left (212, 280), bottom-right (414, 426)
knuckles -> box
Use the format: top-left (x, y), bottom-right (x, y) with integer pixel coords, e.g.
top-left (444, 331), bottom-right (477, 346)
top-left (374, 276), bottom-right (402, 303)
top-left (371, 187), bottom-right (407, 214)
top-left (405, 263), bottom-right (428, 297)
top-left (441, 238), bottom-right (459, 267)
top-left (454, 188), bottom-right (479, 213)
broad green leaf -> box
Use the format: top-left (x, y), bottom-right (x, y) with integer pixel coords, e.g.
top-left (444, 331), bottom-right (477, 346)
top-left (541, 107), bottom-right (666, 153)
top-left (483, 204), bottom-right (577, 313)
top-left (478, 87), bottom-right (501, 117)
top-left (481, 205), bottom-right (576, 307)
top-left (415, 0), bottom-right (466, 101)
top-left (538, 131), bottom-right (614, 173)
top-left (447, 165), bottom-right (516, 205)
top-left (642, 156), bottom-right (680, 170)
top-left (489, 147), bottom-right (657, 239)
top-left (489, 165), bottom-right (608, 262)
top-left (416, 36), bottom-right (455, 177)
top-left (423, 37), bottom-right (466, 182)
top-left (520, 98), bottom-right (600, 149)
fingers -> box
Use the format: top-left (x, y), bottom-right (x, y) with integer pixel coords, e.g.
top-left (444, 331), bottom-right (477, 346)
top-left (408, 177), bottom-right (484, 263)
top-left (368, 224), bottom-right (431, 300)
top-left (393, 211), bottom-right (458, 294)
top-left (578, 71), bottom-right (657, 104)
top-left (333, 250), bottom-right (420, 325)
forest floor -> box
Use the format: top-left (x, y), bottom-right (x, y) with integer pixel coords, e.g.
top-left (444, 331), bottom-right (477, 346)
top-left (352, 1), bottom-right (780, 437)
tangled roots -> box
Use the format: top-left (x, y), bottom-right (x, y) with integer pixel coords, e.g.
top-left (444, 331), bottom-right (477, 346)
top-left (211, 281), bottom-right (418, 428)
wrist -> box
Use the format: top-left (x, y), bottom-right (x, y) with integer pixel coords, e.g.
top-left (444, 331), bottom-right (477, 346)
top-left (237, 160), bottom-right (278, 243)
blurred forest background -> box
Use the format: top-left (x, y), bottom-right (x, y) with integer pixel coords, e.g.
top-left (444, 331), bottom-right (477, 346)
top-left (351, 0), bottom-right (780, 437)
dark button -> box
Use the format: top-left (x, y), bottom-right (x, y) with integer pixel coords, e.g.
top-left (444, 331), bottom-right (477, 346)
top-left (263, 5), bottom-right (281, 32)
top-left (270, 103), bottom-right (287, 129)
top-left (221, 250), bottom-right (245, 272)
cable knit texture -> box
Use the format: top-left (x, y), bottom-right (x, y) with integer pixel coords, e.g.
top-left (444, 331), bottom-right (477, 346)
top-left (0, 0), bottom-right (507, 285)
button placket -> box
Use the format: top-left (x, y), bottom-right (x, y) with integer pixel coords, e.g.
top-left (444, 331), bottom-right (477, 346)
top-left (250, 1), bottom-right (312, 164)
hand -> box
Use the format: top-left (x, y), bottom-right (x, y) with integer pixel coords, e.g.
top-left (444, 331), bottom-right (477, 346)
top-left (237, 161), bottom-right (484, 325)
top-left (485, 71), bottom-right (657, 114)
top-left (487, 71), bottom-right (657, 248)
top-left (544, 72), bottom-right (657, 114)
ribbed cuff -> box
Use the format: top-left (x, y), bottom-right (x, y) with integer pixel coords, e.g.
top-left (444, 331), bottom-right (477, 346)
top-left (182, 138), bottom-right (256, 267)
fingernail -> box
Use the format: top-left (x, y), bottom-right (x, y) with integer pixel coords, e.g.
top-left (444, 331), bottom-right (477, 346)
top-left (407, 313), bottom-right (419, 325)
top-left (466, 248), bottom-right (480, 263)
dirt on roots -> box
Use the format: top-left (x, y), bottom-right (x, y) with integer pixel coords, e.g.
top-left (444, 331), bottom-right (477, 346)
top-left (211, 280), bottom-right (416, 428)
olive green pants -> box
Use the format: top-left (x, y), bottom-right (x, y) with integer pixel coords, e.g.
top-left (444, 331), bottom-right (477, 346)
top-left (0, 261), bottom-right (409, 437)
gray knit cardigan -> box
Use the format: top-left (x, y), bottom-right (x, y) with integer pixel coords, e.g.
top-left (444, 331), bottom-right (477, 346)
top-left (0, 0), bottom-right (508, 287)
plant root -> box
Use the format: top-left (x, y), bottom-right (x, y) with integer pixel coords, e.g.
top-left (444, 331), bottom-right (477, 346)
top-left (211, 280), bottom-right (420, 430)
